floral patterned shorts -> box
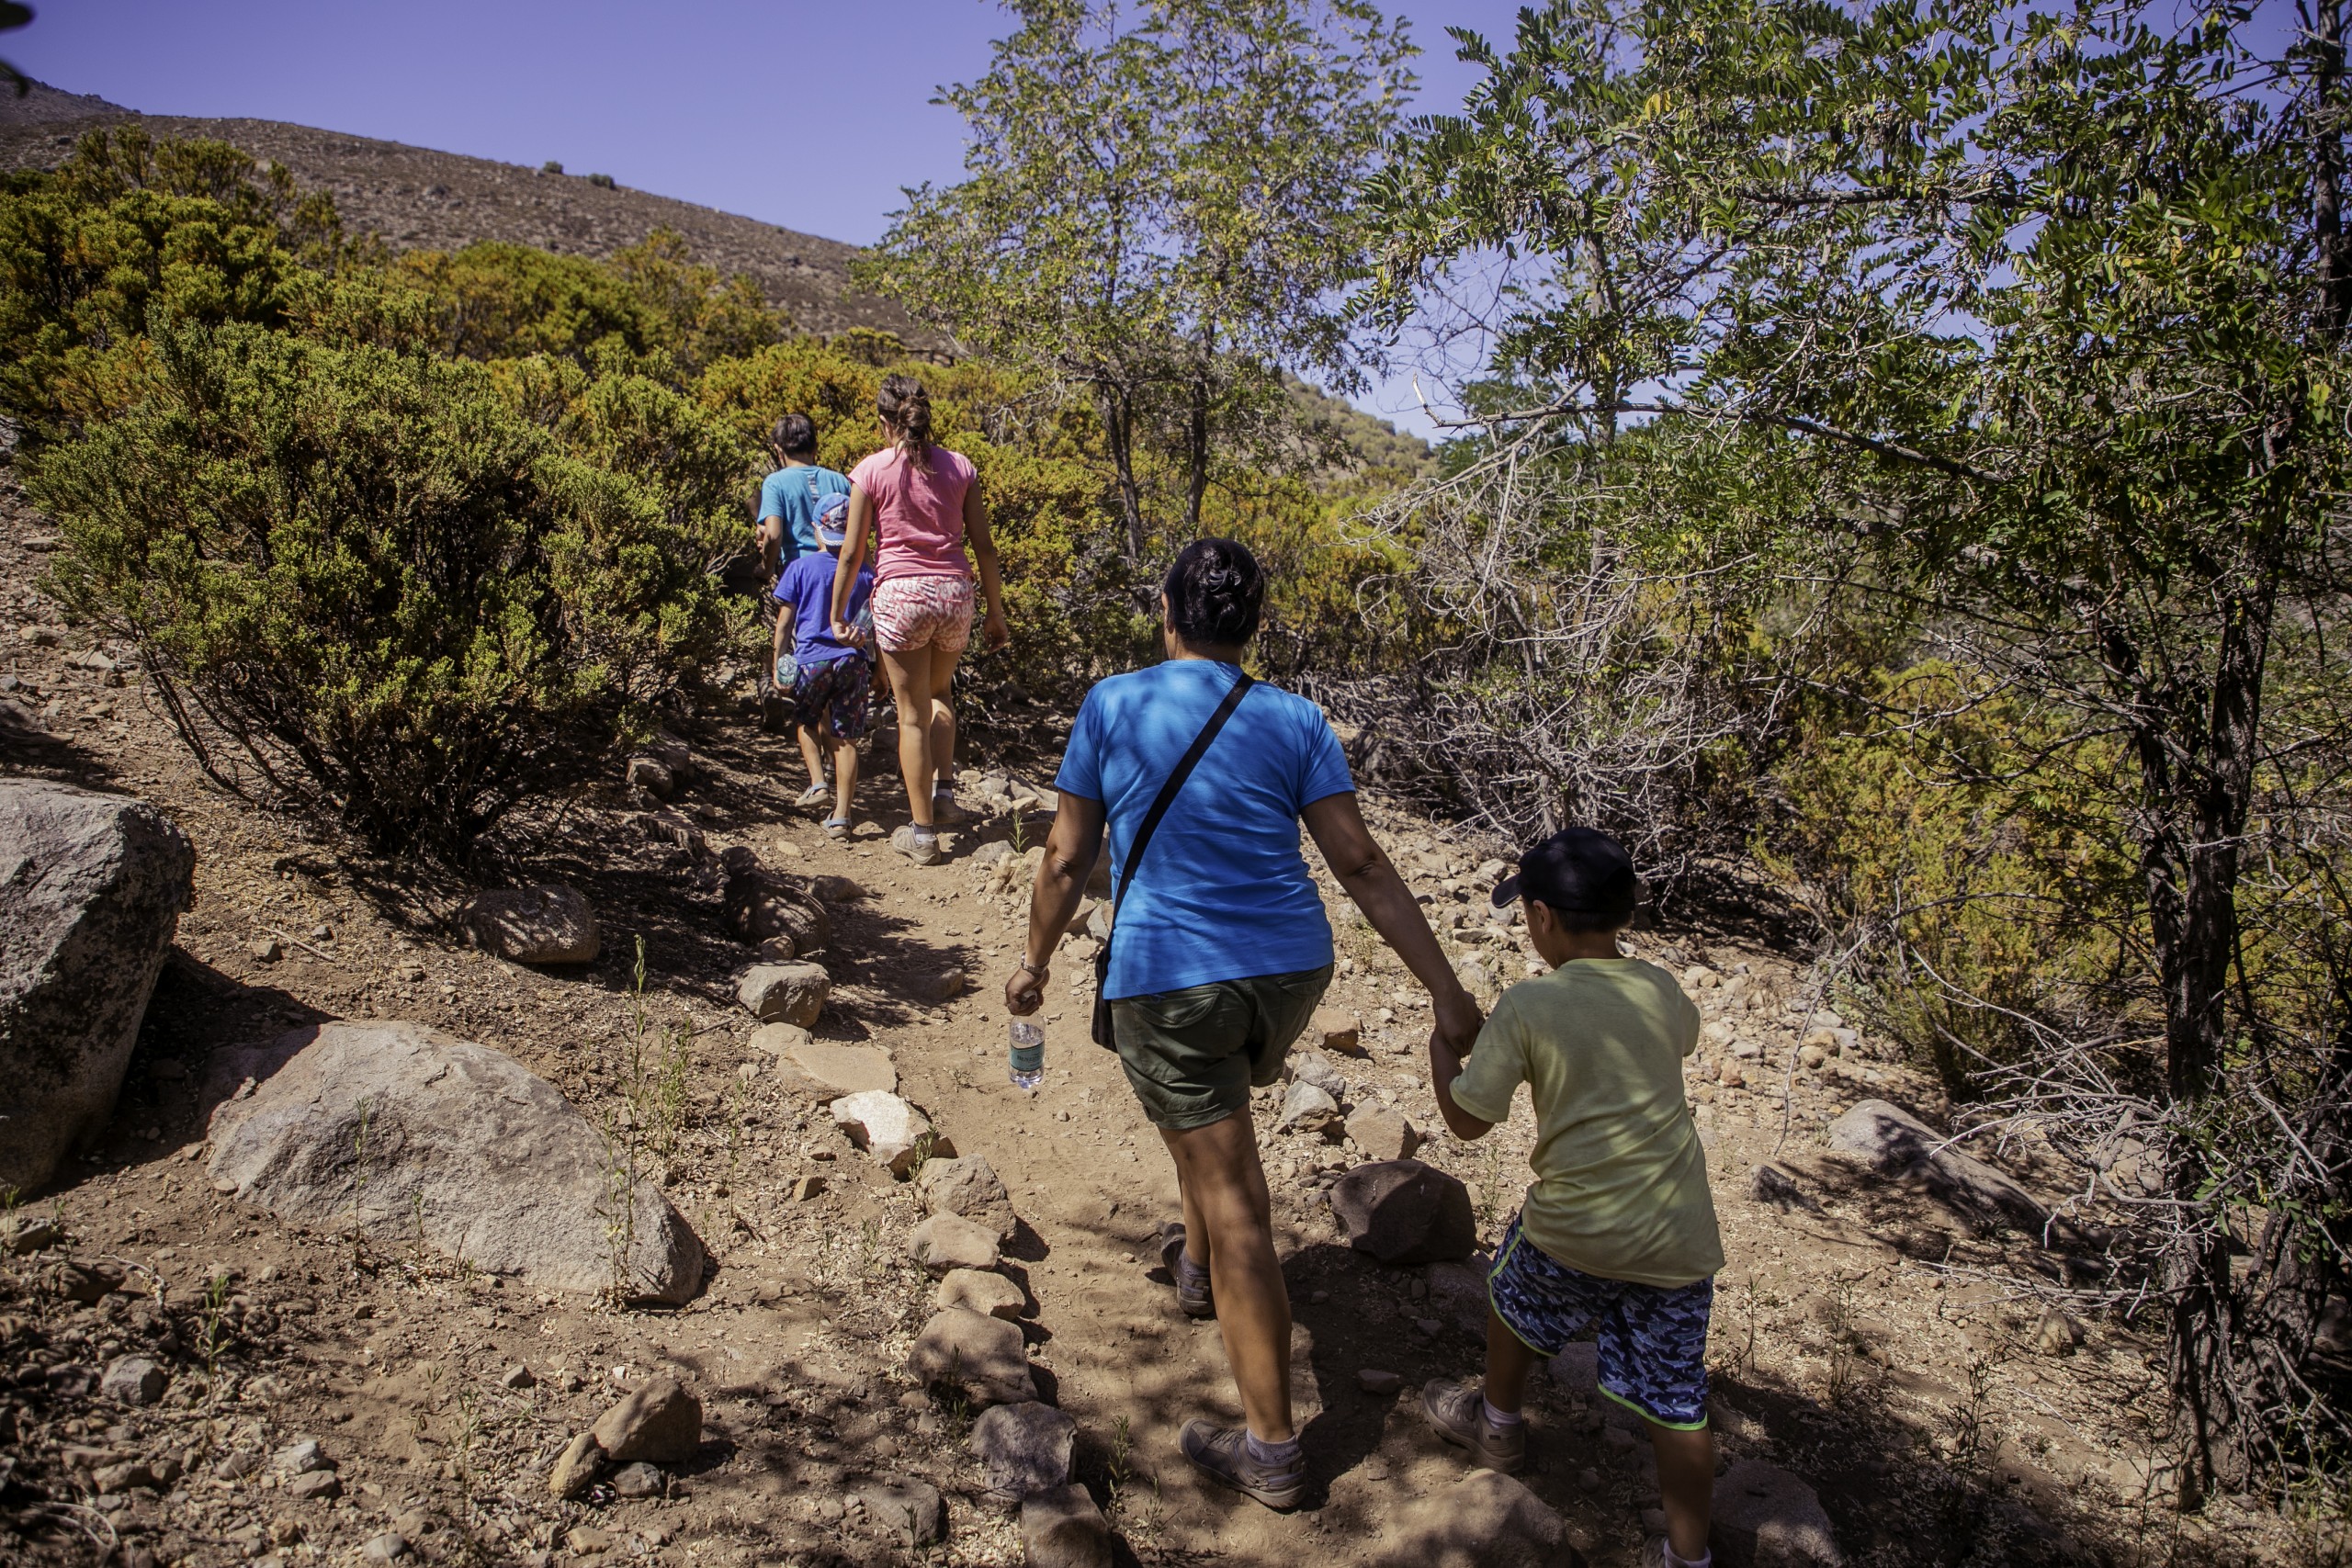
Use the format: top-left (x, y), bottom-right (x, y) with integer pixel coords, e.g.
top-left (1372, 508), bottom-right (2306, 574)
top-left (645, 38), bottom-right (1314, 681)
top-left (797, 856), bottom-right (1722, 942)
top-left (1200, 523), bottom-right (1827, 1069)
top-left (871, 574), bottom-right (974, 656)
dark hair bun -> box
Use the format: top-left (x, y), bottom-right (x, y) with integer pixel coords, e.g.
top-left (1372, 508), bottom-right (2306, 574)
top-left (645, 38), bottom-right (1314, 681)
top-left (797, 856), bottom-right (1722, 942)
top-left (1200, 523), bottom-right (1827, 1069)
top-left (771, 412), bottom-right (817, 458)
top-left (1163, 537), bottom-right (1265, 649)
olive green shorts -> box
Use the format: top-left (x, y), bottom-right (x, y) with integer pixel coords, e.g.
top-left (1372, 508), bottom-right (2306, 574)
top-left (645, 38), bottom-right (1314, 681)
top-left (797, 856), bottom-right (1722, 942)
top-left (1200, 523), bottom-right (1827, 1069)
top-left (1110, 964), bottom-right (1335, 1132)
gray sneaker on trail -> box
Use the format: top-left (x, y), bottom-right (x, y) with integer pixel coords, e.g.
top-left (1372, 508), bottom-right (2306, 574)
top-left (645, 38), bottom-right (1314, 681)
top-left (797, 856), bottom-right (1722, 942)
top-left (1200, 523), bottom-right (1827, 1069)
top-left (1159, 1222), bottom-right (1215, 1318)
top-left (1419, 1378), bottom-right (1528, 1473)
top-left (890, 824), bottom-right (943, 865)
top-left (1179, 1419), bottom-right (1305, 1511)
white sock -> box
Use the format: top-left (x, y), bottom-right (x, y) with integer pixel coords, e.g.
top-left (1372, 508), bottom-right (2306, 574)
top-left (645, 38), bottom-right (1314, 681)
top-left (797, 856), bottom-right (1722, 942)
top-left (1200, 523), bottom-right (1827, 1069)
top-left (1244, 1431), bottom-right (1301, 1466)
top-left (1482, 1395), bottom-right (1523, 1429)
top-left (1665, 1546), bottom-right (1711, 1568)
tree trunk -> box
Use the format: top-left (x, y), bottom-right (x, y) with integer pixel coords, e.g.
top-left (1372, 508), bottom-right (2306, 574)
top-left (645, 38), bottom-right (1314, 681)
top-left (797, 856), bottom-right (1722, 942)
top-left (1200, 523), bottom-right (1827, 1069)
top-left (1098, 381), bottom-right (1147, 562)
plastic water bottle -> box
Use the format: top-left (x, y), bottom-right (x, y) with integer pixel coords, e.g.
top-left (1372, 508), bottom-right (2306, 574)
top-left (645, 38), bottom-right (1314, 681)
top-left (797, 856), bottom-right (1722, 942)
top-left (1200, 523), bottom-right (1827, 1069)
top-left (1008, 1020), bottom-right (1046, 1089)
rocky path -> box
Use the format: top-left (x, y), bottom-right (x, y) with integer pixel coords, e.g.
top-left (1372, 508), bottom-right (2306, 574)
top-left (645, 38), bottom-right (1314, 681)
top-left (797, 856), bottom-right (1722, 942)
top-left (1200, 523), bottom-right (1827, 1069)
top-left (1, 471), bottom-right (2303, 1568)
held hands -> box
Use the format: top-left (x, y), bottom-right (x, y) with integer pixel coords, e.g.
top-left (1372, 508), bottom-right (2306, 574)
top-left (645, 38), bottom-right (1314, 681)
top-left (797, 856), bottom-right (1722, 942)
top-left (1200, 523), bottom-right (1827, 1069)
top-left (1431, 986), bottom-right (1483, 1063)
top-left (1003, 960), bottom-right (1047, 1017)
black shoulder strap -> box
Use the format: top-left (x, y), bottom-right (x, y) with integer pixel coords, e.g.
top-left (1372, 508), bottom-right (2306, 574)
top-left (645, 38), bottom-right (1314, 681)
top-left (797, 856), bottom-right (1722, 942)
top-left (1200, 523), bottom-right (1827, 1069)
top-left (1113, 670), bottom-right (1255, 912)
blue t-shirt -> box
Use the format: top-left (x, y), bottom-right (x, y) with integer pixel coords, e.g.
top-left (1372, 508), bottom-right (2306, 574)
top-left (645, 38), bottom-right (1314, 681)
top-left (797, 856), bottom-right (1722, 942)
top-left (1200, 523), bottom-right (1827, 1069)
top-left (1056, 660), bottom-right (1355, 998)
top-left (758, 465), bottom-right (852, 559)
top-left (772, 552), bottom-right (870, 665)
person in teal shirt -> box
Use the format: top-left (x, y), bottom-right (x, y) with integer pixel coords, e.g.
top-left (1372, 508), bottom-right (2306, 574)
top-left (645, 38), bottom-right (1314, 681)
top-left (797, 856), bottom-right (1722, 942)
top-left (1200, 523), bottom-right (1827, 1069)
top-left (754, 412), bottom-right (850, 573)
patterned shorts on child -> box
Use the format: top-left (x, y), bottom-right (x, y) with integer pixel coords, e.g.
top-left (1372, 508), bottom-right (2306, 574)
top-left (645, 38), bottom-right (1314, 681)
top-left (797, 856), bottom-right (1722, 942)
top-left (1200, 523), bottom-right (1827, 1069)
top-left (1485, 1211), bottom-right (1714, 1428)
top-left (871, 574), bottom-right (974, 655)
top-left (792, 652), bottom-right (872, 740)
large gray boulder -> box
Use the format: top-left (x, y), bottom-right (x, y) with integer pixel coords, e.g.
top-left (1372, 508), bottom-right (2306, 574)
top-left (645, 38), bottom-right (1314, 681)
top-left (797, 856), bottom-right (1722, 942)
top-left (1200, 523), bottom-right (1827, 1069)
top-left (0, 780), bottom-right (194, 1193)
top-left (202, 1021), bottom-right (704, 1303)
top-left (1373, 1471), bottom-right (1583, 1567)
top-left (1826, 1099), bottom-right (2048, 1235)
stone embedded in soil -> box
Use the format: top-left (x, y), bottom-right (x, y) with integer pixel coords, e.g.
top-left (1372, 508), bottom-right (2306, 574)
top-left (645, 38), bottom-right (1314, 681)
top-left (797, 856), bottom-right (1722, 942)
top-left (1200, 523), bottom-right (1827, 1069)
top-left (500, 1364), bottom-right (535, 1390)
top-left (287, 1471), bottom-right (343, 1501)
top-left (547, 1432), bottom-right (603, 1499)
top-left (1374, 1469), bottom-right (1577, 1568)
top-left (971, 840), bottom-right (1014, 870)
top-left (610, 1461), bottom-right (663, 1498)
top-left (2, 1214), bottom-right (59, 1254)
top-left (808, 874), bottom-right (867, 902)
top-left (0, 777), bottom-right (195, 1195)
top-left (1826, 1099), bottom-right (2048, 1234)
top-left (769, 1037), bottom-right (896, 1101)
top-left (591, 1375), bottom-right (702, 1463)
top-left (1713, 1459), bottom-right (1843, 1566)
top-left (939, 1268), bottom-right (1023, 1320)
top-left (910, 1213), bottom-right (1001, 1275)
top-left (860, 1480), bottom-right (945, 1546)
top-left (1332, 1159), bottom-right (1477, 1265)
top-left (2035, 1308), bottom-right (2085, 1356)
top-left (971, 1402), bottom-right (1077, 1504)
top-left (910, 966), bottom-right (967, 1003)
top-left (275, 1439), bottom-right (326, 1475)
top-left (203, 1021), bottom-right (706, 1304)
top-left (832, 1090), bottom-right (942, 1176)
top-left (626, 754), bottom-right (675, 796)
top-left (360, 1535), bottom-right (410, 1563)
top-left (1313, 1004), bottom-right (1364, 1055)
top-left (1346, 1104), bottom-right (1419, 1162)
top-left (1278, 1080), bottom-right (1343, 1137)
top-left (566, 1525), bottom-right (616, 1555)
top-left (1357, 1368), bottom-right (1404, 1394)
top-left (1021, 1484), bottom-right (1112, 1568)
top-left (910, 1307), bottom-right (1038, 1406)
top-left (914, 1154), bottom-right (1015, 1238)
top-left (721, 847), bottom-right (831, 956)
top-left (738, 961), bottom-right (831, 1026)
top-left (460, 884), bottom-right (600, 964)
top-left (99, 1355), bottom-right (165, 1405)
top-left (1287, 1047), bottom-right (1349, 1100)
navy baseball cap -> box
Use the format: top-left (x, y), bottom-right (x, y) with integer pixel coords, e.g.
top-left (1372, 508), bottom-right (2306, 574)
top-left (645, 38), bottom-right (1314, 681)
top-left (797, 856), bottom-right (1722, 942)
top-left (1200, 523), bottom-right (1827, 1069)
top-left (1491, 827), bottom-right (1638, 917)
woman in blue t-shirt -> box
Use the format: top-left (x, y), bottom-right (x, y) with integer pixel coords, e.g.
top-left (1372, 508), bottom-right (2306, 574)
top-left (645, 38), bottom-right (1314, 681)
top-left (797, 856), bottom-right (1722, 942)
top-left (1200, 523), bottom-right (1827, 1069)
top-left (1003, 538), bottom-right (1481, 1512)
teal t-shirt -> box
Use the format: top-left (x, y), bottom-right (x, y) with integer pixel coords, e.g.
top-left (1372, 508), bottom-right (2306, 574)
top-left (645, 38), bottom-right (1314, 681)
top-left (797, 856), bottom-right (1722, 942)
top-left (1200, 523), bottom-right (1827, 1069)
top-left (758, 465), bottom-right (851, 559)
top-left (1056, 660), bottom-right (1354, 998)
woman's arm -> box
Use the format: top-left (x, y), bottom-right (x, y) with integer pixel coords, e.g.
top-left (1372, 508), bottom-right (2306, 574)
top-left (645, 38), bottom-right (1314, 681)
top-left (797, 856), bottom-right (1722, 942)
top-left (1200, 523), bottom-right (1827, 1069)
top-left (1302, 791), bottom-right (1482, 1059)
top-left (1003, 791), bottom-right (1106, 1016)
top-left (831, 487), bottom-right (874, 640)
top-left (964, 479), bottom-right (1011, 651)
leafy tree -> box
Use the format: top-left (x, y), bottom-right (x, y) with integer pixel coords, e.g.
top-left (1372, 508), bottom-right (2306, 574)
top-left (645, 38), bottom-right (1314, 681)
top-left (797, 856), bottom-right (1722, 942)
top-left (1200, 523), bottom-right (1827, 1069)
top-left (1369, 0), bottom-right (2352, 1492)
top-left (860, 0), bottom-right (1414, 557)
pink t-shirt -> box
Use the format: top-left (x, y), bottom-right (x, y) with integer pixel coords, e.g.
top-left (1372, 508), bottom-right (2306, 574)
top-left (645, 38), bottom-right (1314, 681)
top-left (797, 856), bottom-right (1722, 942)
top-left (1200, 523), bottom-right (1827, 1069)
top-left (849, 445), bottom-right (978, 581)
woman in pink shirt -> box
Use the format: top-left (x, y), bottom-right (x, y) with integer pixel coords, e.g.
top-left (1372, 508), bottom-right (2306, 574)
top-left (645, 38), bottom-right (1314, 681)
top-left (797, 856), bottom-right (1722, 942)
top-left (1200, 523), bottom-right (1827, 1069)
top-left (831, 374), bottom-right (1011, 865)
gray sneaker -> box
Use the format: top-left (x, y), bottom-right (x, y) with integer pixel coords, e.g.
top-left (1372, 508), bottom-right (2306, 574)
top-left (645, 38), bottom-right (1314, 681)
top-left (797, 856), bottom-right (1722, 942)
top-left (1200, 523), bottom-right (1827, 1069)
top-left (1159, 1222), bottom-right (1215, 1319)
top-left (1179, 1420), bottom-right (1304, 1511)
top-left (1420, 1379), bottom-right (1527, 1473)
top-left (890, 824), bottom-right (943, 865)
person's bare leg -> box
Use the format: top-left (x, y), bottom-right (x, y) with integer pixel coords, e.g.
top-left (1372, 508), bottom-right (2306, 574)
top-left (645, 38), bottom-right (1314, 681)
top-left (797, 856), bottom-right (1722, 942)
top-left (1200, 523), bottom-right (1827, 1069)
top-left (879, 644), bottom-right (936, 828)
top-left (1159, 1114), bottom-right (1291, 1441)
top-left (927, 648), bottom-right (963, 805)
top-left (1481, 1306), bottom-right (1542, 1414)
top-left (829, 733), bottom-right (860, 821)
top-left (1649, 1422), bottom-right (1715, 1562)
top-left (796, 723), bottom-right (826, 793)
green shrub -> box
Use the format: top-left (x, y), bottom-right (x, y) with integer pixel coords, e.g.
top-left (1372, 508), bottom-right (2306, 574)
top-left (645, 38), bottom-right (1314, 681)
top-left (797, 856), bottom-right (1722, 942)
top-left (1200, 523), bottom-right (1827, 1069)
top-left (36, 320), bottom-right (734, 857)
top-left (1763, 663), bottom-right (2147, 1096)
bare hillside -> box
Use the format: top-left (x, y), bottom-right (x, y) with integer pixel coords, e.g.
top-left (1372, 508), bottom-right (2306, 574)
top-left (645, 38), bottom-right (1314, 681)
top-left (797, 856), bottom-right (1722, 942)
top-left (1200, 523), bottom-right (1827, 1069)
top-left (0, 80), bottom-right (940, 345)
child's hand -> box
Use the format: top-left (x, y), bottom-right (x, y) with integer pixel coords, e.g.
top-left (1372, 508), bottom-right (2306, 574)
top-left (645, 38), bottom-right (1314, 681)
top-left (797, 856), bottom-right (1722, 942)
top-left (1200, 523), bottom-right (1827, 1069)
top-left (1432, 988), bottom-right (1483, 1062)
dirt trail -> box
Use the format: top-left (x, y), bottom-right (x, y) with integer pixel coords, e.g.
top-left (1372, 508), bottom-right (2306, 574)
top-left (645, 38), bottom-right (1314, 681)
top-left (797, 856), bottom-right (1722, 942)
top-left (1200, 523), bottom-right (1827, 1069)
top-left (0, 474), bottom-right (2304, 1568)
